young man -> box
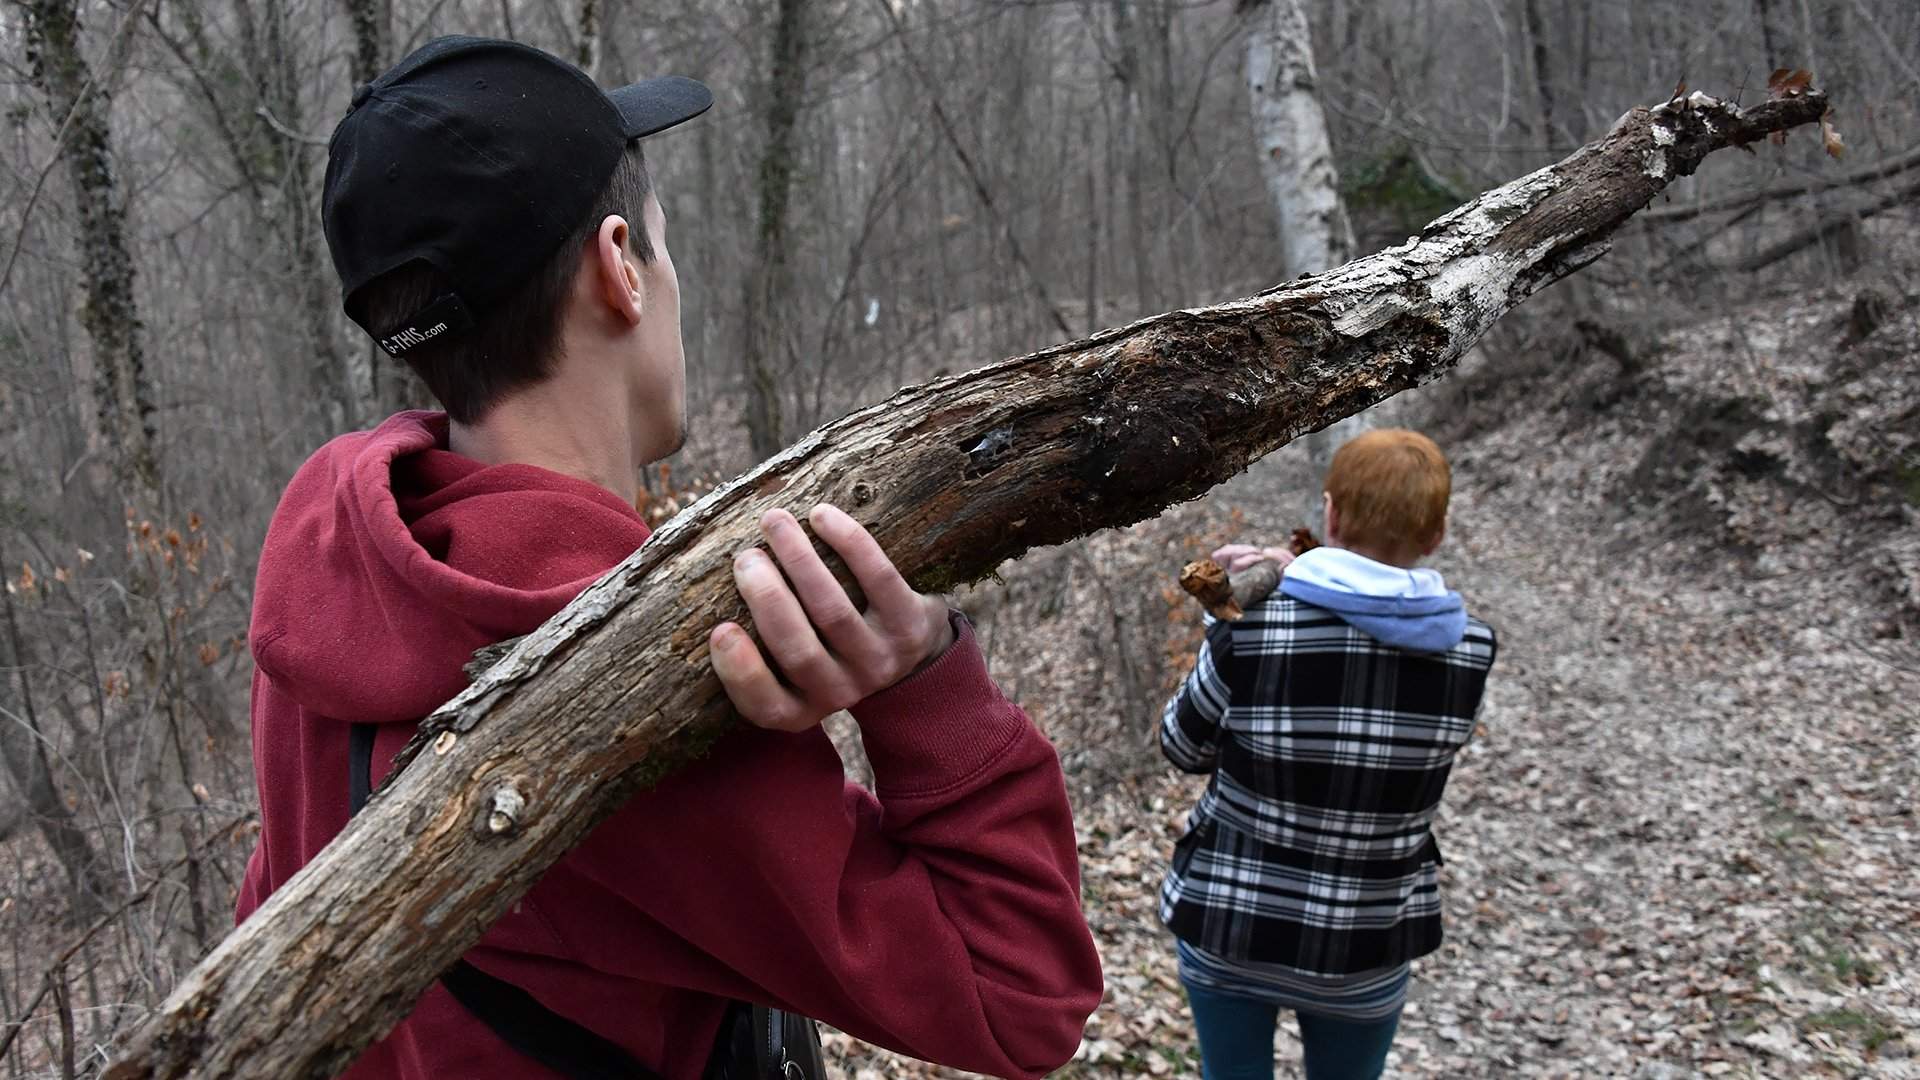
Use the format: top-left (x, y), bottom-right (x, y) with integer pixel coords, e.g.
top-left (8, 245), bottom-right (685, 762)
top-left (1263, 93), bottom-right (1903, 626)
top-left (237, 36), bottom-right (1102, 1079)
top-left (1159, 430), bottom-right (1498, 1080)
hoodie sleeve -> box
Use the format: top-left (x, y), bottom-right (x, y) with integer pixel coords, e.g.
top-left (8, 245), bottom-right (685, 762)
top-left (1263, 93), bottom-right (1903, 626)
top-left (554, 615), bottom-right (1102, 1079)
top-left (1160, 616), bottom-right (1233, 774)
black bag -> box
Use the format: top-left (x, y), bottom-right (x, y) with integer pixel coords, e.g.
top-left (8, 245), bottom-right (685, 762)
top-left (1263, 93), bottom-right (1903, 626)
top-left (704, 1003), bottom-right (827, 1080)
top-left (350, 724), bottom-right (827, 1080)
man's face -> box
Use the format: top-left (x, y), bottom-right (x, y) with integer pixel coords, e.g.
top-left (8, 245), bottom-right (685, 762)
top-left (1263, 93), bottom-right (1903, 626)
top-left (630, 191), bottom-right (686, 463)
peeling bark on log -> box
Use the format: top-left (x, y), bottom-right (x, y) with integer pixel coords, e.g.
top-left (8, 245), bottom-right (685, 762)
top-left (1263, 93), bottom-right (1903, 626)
top-left (104, 87), bottom-right (1830, 1080)
top-left (1180, 558), bottom-right (1283, 621)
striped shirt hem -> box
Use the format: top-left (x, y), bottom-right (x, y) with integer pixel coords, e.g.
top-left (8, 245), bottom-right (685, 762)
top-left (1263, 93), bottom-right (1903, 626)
top-left (1176, 939), bottom-right (1410, 1021)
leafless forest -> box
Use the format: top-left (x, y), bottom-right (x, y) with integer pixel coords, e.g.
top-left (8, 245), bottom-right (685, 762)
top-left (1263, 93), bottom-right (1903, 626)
top-left (3, 0), bottom-right (1918, 1076)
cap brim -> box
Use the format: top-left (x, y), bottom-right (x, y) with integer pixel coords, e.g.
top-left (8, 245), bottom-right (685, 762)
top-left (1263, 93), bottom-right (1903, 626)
top-left (608, 76), bottom-right (713, 139)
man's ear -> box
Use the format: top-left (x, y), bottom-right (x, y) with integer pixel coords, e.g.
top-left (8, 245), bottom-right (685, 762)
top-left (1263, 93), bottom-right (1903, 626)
top-left (595, 215), bottom-right (644, 326)
top-left (1423, 516), bottom-right (1448, 557)
top-left (1321, 491), bottom-right (1338, 542)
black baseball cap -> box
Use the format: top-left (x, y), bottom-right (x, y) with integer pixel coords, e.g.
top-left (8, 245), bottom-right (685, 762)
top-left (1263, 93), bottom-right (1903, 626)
top-left (322, 36), bottom-right (712, 357)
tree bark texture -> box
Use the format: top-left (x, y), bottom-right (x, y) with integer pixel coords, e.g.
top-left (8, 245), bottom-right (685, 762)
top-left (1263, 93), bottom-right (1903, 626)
top-left (743, 0), bottom-right (811, 462)
top-left (25, 0), bottom-right (162, 506)
top-left (104, 88), bottom-right (1829, 1080)
top-left (1244, 0), bottom-right (1364, 526)
top-left (342, 0), bottom-right (386, 84)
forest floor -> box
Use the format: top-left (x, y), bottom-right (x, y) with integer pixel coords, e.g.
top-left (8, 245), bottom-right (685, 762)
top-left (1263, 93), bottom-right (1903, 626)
top-left (4, 266), bottom-right (1916, 1079)
top-left (825, 280), bottom-right (1920, 1078)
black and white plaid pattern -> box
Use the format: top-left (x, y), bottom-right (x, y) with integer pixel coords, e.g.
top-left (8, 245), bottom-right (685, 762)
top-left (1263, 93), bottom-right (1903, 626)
top-left (1160, 596), bottom-right (1496, 975)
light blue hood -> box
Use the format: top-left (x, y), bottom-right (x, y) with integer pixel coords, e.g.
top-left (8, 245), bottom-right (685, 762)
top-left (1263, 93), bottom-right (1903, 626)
top-left (1277, 546), bottom-right (1467, 653)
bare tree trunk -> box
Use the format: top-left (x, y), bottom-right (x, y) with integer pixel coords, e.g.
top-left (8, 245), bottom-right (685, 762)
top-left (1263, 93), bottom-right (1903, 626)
top-left (577, 0), bottom-right (601, 81)
top-left (0, 574), bottom-right (110, 917)
top-left (1757, 0), bottom-right (1788, 68)
top-left (1247, 0), bottom-right (1354, 278)
top-left (743, 0), bottom-right (811, 463)
top-left (253, 0), bottom-right (357, 431)
top-left (101, 88), bottom-right (1828, 1080)
top-left (25, 0), bottom-right (161, 509)
top-left (1521, 0), bottom-right (1557, 143)
top-left (1110, 0), bottom-right (1156, 313)
top-left (340, 0), bottom-right (415, 422)
top-left (1245, 0), bottom-right (1362, 526)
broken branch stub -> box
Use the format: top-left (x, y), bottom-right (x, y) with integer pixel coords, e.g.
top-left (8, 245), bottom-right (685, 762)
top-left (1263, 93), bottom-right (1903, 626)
top-left (104, 86), bottom-right (1829, 1080)
top-left (1180, 558), bottom-right (1285, 621)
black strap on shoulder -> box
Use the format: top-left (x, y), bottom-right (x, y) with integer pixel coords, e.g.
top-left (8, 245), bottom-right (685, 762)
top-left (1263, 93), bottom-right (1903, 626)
top-left (347, 723), bottom-right (661, 1080)
top-left (349, 723), bottom-right (376, 814)
top-left (440, 960), bottom-right (658, 1080)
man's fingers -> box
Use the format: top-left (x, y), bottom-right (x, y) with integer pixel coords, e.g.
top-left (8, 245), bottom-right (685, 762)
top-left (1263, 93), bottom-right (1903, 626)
top-left (732, 548), bottom-right (855, 703)
top-left (757, 509), bottom-right (884, 662)
top-left (808, 504), bottom-right (922, 625)
top-left (709, 623), bottom-right (814, 731)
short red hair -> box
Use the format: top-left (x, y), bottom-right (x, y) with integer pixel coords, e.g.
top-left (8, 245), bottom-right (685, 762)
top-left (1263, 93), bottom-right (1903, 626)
top-left (1324, 429), bottom-right (1450, 557)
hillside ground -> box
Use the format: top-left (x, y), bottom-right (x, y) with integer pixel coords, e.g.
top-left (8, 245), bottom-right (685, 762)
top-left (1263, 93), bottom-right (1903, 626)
top-left (826, 270), bottom-right (1920, 1078)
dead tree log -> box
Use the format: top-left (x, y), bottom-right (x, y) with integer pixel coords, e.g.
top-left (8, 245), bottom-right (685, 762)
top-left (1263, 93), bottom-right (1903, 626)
top-left (104, 87), bottom-right (1830, 1080)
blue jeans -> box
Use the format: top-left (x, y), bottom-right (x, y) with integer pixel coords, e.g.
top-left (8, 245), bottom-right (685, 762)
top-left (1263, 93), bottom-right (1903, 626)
top-left (1183, 980), bottom-right (1402, 1080)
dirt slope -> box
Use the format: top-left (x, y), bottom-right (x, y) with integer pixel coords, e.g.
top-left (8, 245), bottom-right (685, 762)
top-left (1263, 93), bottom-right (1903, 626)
top-left (825, 280), bottom-right (1920, 1077)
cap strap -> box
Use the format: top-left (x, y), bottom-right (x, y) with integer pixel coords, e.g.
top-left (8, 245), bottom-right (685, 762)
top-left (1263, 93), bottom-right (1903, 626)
top-left (377, 292), bottom-right (475, 357)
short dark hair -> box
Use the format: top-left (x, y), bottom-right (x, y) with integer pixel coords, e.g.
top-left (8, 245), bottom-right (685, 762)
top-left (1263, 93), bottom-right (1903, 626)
top-left (354, 144), bottom-right (655, 424)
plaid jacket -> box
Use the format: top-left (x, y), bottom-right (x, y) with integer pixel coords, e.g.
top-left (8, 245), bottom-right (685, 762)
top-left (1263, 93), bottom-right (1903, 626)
top-left (1159, 594), bottom-right (1496, 975)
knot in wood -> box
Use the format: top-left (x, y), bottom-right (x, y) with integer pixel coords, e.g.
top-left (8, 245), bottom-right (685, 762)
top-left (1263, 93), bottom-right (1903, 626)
top-left (850, 481), bottom-right (875, 506)
top-left (486, 786), bottom-right (526, 836)
top-left (433, 731), bottom-right (458, 756)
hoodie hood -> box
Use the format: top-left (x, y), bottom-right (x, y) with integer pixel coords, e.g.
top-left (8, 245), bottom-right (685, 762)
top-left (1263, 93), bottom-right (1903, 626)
top-left (248, 411), bottom-right (651, 723)
top-left (1277, 546), bottom-right (1467, 653)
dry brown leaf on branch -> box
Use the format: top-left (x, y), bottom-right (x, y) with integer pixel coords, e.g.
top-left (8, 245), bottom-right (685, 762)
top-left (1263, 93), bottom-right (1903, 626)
top-left (1767, 67), bottom-right (1814, 99)
top-left (1821, 108), bottom-right (1846, 159)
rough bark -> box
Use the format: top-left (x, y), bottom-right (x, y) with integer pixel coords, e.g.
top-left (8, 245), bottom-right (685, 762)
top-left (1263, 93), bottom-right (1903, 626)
top-left (25, 0), bottom-right (161, 507)
top-left (104, 87), bottom-right (1829, 1080)
top-left (742, 0), bottom-right (811, 462)
top-left (341, 0), bottom-right (386, 84)
top-left (1244, 0), bottom-right (1364, 525)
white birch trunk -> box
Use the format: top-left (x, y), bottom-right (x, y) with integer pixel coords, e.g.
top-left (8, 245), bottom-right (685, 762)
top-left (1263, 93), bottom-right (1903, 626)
top-left (1246, 0), bottom-right (1368, 526)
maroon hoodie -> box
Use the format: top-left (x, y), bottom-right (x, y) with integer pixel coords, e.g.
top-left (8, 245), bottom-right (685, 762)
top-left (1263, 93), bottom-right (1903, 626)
top-left (238, 412), bottom-right (1102, 1079)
